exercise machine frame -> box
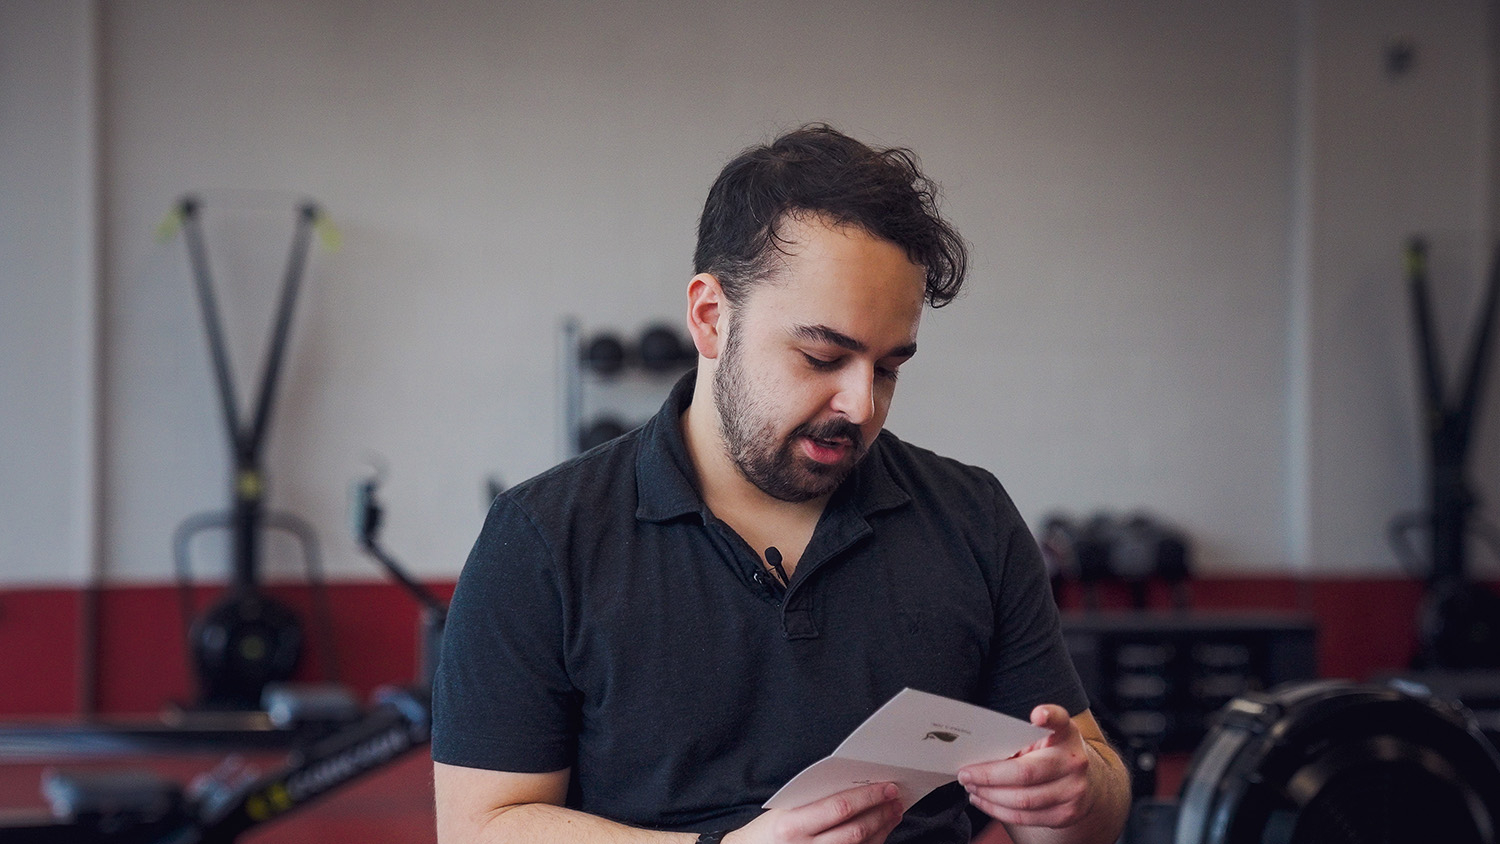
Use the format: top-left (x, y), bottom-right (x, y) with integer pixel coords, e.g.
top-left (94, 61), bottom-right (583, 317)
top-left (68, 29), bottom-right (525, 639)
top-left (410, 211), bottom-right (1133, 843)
top-left (172, 195), bottom-right (336, 709)
top-left (1389, 236), bottom-right (1500, 669)
top-left (0, 478), bottom-right (443, 843)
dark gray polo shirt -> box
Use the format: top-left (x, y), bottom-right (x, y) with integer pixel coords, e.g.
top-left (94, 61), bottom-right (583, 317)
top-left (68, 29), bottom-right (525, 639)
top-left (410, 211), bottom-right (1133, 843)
top-left (432, 374), bottom-right (1087, 842)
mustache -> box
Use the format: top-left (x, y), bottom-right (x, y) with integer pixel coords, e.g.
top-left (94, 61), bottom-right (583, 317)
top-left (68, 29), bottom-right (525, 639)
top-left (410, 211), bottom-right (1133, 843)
top-left (794, 418), bottom-right (864, 450)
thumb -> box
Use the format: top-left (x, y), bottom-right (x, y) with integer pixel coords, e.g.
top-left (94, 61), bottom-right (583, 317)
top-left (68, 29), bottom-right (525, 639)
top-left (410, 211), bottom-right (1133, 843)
top-left (1030, 704), bottom-right (1073, 737)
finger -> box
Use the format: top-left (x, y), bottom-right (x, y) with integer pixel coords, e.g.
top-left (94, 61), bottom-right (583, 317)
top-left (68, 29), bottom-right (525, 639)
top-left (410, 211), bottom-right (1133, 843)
top-left (818, 797), bottom-right (904, 844)
top-left (1030, 704), bottom-right (1074, 734)
top-left (1016, 705), bottom-right (1080, 756)
top-left (967, 764), bottom-right (1086, 811)
top-left (960, 745), bottom-right (1087, 789)
top-left (967, 786), bottom-right (1086, 830)
top-left (786, 782), bottom-right (900, 837)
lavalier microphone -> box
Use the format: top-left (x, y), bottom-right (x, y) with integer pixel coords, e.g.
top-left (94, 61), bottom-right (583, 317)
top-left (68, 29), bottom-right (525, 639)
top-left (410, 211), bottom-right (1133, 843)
top-left (764, 546), bottom-right (791, 587)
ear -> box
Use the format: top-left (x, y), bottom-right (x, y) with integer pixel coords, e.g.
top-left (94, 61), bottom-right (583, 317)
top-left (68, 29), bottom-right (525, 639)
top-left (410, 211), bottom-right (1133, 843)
top-left (685, 273), bottom-right (729, 360)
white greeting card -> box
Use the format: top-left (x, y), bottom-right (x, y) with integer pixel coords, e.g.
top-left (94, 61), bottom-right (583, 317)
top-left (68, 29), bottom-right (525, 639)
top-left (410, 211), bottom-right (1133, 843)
top-left (763, 688), bottom-right (1049, 812)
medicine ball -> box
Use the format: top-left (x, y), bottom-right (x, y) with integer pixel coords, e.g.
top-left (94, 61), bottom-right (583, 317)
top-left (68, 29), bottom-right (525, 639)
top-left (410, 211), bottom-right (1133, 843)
top-left (638, 324), bottom-right (691, 372)
top-left (1174, 679), bottom-right (1500, 844)
top-left (581, 333), bottom-right (627, 376)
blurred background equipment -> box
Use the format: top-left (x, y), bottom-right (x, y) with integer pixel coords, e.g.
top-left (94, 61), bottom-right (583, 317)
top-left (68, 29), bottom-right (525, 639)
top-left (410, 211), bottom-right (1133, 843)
top-left (1046, 511), bottom-right (1318, 755)
top-left (1387, 236), bottom-right (1500, 671)
top-left (1063, 613), bottom-right (1317, 755)
top-left (0, 473), bottom-right (446, 843)
top-left (1157, 680), bottom-right (1500, 844)
top-left (560, 319), bottom-right (695, 457)
top-left (636, 322), bottom-right (695, 372)
top-left (1041, 511), bottom-right (1192, 610)
top-left (167, 195), bottom-right (338, 712)
top-left (581, 331), bottom-right (627, 377)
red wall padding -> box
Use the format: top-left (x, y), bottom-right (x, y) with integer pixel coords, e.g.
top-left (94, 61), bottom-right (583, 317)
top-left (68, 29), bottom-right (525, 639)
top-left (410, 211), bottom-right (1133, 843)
top-left (0, 588), bottom-right (79, 715)
top-left (0, 581), bottom-right (453, 717)
top-left (0, 576), bottom-right (1461, 717)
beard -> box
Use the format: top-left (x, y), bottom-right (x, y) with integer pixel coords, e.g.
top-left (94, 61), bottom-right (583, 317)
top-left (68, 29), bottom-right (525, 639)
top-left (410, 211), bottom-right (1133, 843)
top-left (712, 315), bottom-right (868, 502)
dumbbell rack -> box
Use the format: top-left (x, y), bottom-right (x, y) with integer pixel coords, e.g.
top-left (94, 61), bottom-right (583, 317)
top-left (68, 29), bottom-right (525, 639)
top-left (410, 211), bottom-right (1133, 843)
top-left (558, 318), bottom-right (693, 460)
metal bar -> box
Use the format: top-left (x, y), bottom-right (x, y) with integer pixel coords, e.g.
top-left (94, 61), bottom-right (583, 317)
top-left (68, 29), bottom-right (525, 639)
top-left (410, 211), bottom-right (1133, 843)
top-left (195, 694), bottom-right (429, 843)
top-left (0, 719), bottom-right (307, 759)
top-left (180, 195), bottom-right (247, 455)
top-left (1407, 237), bottom-right (1448, 424)
top-left (1452, 241), bottom-right (1500, 454)
top-left (245, 202), bottom-right (318, 461)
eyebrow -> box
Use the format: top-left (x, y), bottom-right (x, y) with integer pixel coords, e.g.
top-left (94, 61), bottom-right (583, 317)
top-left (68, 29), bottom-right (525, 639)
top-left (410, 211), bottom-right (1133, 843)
top-left (790, 324), bottom-right (918, 360)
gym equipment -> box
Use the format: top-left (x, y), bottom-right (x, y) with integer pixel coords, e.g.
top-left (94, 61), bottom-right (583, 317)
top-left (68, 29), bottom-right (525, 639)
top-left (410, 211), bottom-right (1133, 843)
top-left (351, 475), bottom-right (447, 687)
top-left (168, 195), bottom-right (338, 709)
top-left (581, 332), bottom-right (628, 376)
top-left (1168, 679), bottom-right (1500, 844)
top-left (1377, 668), bottom-right (1500, 747)
top-left (1062, 612), bottom-right (1317, 753)
top-left (2, 687), bottom-right (434, 844)
top-left (1042, 512), bottom-right (1192, 610)
top-left (580, 324), bottom-right (693, 375)
top-left (0, 475), bottom-right (445, 843)
top-left (1388, 236), bottom-right (1500, 669)
top-left (637, 323), bottom-right (693, 371)
top-left (561, 318), bottom-right (694, 458)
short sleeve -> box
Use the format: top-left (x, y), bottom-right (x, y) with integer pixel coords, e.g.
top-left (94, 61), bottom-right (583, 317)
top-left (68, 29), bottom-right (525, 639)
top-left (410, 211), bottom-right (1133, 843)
top-left (978, 477), bottom-right (1090, 719)
top-left (431, 496), bottom-right (578, 772)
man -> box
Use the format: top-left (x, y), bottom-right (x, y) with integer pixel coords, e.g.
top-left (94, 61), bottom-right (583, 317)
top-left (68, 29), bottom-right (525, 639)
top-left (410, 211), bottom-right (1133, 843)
top-left (433, 125), bottom-right (1130, 844)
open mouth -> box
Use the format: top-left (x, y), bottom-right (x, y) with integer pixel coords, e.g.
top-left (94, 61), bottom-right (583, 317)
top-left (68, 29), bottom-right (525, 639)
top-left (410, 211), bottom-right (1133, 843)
top-left (802, 435), bottom-right (853, 465)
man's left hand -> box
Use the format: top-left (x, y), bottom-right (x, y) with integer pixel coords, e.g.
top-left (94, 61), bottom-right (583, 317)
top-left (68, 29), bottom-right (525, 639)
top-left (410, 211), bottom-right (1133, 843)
top-left (956, 704), bottom-right (1096, 830)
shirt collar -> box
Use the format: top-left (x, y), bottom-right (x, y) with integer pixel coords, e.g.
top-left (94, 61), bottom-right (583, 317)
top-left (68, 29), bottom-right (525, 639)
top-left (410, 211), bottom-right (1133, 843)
top-left (634, 372), bottom-right (709, 522)
top-left (634, 372), bottom-right (911, 524)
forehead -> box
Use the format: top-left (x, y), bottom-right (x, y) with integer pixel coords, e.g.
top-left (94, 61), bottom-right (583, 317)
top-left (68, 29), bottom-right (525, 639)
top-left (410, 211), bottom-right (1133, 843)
top-left (743, 215), bottom-right (926, 341)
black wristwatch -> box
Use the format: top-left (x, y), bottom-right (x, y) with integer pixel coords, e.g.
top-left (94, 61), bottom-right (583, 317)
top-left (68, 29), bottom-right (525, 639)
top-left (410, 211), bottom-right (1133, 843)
top-left (696, 833), bottom-right (728, 844)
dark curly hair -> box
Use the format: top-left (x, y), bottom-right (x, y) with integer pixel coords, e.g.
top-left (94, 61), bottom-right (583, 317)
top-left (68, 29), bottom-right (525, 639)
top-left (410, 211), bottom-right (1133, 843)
top-left (694, 124), bottom-right (968, 308)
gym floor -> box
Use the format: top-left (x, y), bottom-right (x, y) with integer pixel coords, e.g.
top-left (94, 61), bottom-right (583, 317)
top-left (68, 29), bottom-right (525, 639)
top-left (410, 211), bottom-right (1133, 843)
top-left (0, 751), bottom-right (436, 842)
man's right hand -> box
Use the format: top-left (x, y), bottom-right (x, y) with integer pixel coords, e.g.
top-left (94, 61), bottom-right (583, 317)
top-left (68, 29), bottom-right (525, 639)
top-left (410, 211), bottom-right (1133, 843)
top-left (727, 782), bottom-right (904, 844)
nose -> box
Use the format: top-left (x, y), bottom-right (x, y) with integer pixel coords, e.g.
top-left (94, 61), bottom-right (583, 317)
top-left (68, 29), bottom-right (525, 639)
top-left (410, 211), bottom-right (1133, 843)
top-left (829, 364), bottom-right (876, 425)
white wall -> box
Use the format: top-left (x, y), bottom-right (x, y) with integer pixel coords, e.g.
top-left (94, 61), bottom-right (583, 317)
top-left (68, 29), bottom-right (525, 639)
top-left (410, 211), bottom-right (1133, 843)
top-left (1304, 0), bottom-right (1498, 572)
top-left (908, 2), bottom-right (1299, 575)
top-left (0, 0), bottom-right (97, 585)
top-left (2, 0), bottom-right (1495, 585)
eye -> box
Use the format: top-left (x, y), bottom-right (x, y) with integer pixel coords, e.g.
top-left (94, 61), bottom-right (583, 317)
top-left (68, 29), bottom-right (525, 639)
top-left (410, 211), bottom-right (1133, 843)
top-left (802, 353), bottom-right (840, 371)
top-left (876, 365), bottom-right (901, 382)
